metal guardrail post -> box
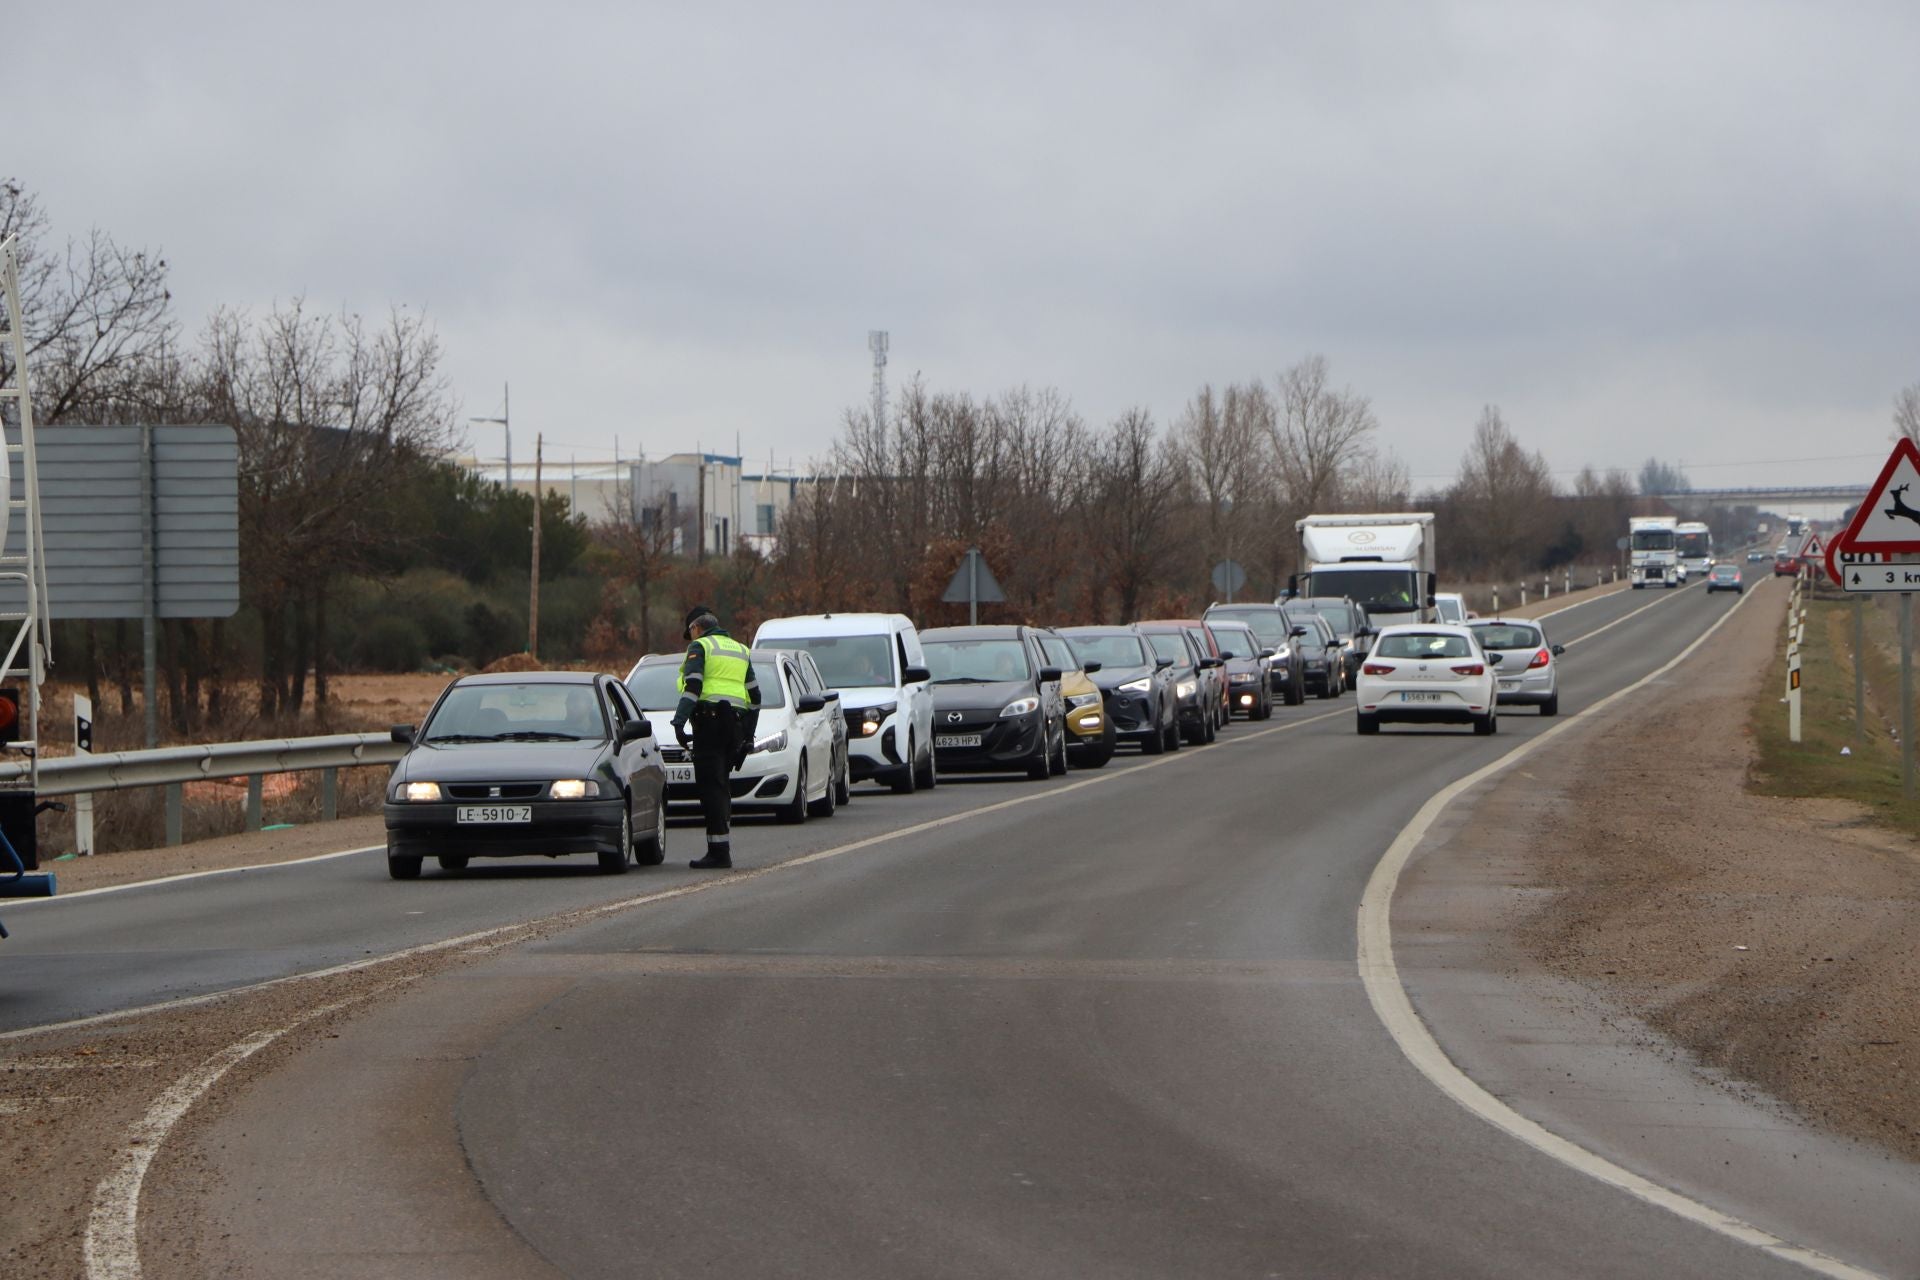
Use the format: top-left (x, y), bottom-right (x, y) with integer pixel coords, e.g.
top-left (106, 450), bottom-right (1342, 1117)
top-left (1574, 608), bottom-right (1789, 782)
top-left (165, 784), bottom-right (182, 846)
top-left (245, 774), bottom-right (263, 831)
top-left (322, 767), bottom-right (338, 821)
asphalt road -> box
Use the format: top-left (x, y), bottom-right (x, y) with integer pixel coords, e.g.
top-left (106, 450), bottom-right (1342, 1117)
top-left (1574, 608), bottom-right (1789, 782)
top-left (14, 577), bottom-right (1873, 1277)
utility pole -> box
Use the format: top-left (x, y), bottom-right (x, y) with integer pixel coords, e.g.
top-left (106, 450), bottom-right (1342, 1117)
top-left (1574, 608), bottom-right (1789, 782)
top-left (869, 330), bottom-right (889, 432)
top-left (696, 452), bottom-right (707, 563)
top-left (529, 434), bottom-right (543, 657)
top-left (503, 382), bottom-right (512, 492)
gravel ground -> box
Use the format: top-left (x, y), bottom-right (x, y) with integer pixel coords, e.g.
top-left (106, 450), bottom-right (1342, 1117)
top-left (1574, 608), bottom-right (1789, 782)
top-left (1494, 578), bottom-right (1920, 1160)
top-left (38, 816), bottom-right (387, 895)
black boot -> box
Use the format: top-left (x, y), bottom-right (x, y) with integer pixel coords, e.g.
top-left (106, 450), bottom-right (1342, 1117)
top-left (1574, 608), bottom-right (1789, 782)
top-left (689, 840), bottom-right (732, 869)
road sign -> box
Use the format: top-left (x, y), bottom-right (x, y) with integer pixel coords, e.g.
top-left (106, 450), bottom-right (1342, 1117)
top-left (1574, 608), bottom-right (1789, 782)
top-left (1826, 537), bottom-right (1888, 585)
top-left (1835, 437), bottom-right (1920, 554)
top-left (941, 547), bottom-right (1005, 624)
top-left (1841, 562), bottom-right (1920, 593)
top-left (1211, 559), bottom-right (1247, 600)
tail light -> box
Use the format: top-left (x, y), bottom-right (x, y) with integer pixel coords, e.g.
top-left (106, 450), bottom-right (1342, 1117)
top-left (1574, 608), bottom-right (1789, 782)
top-left (1451, 663), bottom-right (1485, 676)
top-left (1528, 648), bottom-right (1551, 669)
top-left (1362, 662), bottom-right (1396, 676)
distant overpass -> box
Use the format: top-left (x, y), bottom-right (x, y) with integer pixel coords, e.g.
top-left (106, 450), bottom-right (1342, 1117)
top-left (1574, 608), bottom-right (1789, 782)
top-left (1662, 484), bottom-right (1866, 506)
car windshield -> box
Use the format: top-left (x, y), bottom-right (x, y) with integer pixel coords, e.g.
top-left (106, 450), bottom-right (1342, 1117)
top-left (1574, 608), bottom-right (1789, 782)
top-left (1376, 633), bottom-right (1474, 660)
top-left (1205, 608), bottom-right (1286, 646)
top-left (923, 638), bottom-right (1032, 683)
top-left (1471, 624), bottom-right (1542, 650)
top-left (1143, 632), bottom-right (1191, 666)
top-left (1712, 566), bottom-right (1738, 579)
top-left (1310, 604), bottom-right (1354, 634)
top-left (626, 659), bottom-right (784, 710)
top-left (1068, 634), bottom-right (1149, 669)
top-left (1212, 626), bottom-right (1257, 657)
top-left (1304, 568), bottom-right (1421, 615)
top-left (1434, 598), bottom-right (1465, 623)
top-left (425, 682), bottom-right (606, 742)
top-left (766, 635), bottom-right (894, 689)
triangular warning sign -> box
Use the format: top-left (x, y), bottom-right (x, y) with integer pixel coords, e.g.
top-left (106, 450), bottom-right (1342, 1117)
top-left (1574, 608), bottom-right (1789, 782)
top-left (1837, 438), bottom-right (1920, 554)
top-left (1798, 531), bottom-right (1822, 560)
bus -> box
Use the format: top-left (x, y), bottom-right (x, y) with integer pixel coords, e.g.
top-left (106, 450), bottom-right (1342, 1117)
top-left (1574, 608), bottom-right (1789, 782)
top-left (1676, 521), bottom-right (1712, 579)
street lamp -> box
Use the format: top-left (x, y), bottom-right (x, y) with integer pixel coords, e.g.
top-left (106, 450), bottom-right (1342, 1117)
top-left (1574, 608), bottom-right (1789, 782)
top-left (470, 382), bottom-right (510, 490)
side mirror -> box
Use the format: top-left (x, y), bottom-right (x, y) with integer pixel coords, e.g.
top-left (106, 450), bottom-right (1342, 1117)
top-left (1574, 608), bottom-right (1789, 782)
top-left (1218, 649), bottom-right (1238, 659)
top-left (1039, 667), bottom-right (1063, 683)
top-left (1082, 660), bottom-right (1102, 674)
top-left (1426, 595), bottom-right (1438, 608)
top-left (1199, 657), bottom-right (1222, 669)
top-left (796, 693), bottom-right (828, 713)
top-left (1155, 656), bottom-right (1175, 670)
top-left (390, 724), bottom-right (415, 745)
top-left (1551, 644), bottom-right (1566, 657)
top-left (617, 719), bottom-right (652, 744)
top-left (1287, 573), bottom-right (1299, 596)
top-left (1486, 652), bottom-right (1504, 665)
top-left (1258, 648), bottom-right (1276, 660)
top-left (822, 689), bottom-right (841, 700)
top-left (903, 665), bottom-right (932, 684)
top-left (1289, 626), bottom-right (1309, 638)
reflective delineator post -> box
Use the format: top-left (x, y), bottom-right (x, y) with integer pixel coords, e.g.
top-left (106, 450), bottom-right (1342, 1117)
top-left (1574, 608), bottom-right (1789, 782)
top-left (1904, 594), bottom-right (1915, 800)
top-left (1789, 645), bottom-right (1802, 743)
top-left (1855, 595), bottom-right (1866, 742)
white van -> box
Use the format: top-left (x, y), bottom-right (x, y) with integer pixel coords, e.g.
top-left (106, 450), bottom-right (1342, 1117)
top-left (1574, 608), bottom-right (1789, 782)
top-left (753, 613), bottom-right (937, 794)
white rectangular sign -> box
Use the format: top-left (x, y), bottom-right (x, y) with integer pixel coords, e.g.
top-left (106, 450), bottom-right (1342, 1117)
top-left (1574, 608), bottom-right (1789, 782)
top-left (1841, 564), bottom-right (1920, 593)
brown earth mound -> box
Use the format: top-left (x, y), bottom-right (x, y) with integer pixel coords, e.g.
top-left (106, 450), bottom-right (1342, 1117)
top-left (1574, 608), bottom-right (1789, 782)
top-left (480, 652), bottom-right (545, 674)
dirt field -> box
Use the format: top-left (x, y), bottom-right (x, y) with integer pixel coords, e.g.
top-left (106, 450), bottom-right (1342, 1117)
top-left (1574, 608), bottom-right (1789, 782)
top-left (1488, 579), bottom-right (1920, 1160)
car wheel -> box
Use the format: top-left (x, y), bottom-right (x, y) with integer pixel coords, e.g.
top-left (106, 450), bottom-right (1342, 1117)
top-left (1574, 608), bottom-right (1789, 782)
top-left (1356, 713), bottom-right (1379, 735)
top-left (781, 761), bottom-right (810, 824)
top-left (436, 854), bottom-right (469, 873)
top-left (1284, 676), bottom-right (1304, 707)
top-left (917, 740), bottom-right (938, 790)
top-left (387, 853), bottom-right (422, 880)
top-left (1202, 709), bottom-right (1217, 743)
top-left (1026, 736), bottom-right (1051, 781)
top-left (808, 756), bottom-right (837, 818)
top-left (834, 748), bottom-right (852, 806)
top-left (1050, 725), bottom-right (1069, 776)
top-left (891, 735), bottom-right (918, 794)
top-left (599, 810), bottom-right (633, 873)
top-left (1318, 672), bottom-right (1337, 700)
top-left (1540, 693), bottom-right (1560, 717)
top-left (1474, 710), bottom-right (1498, 736)
top-left (634, 797), bottom-right (666, 865)
top-left (1142, 714), bottom-right (1166, 754)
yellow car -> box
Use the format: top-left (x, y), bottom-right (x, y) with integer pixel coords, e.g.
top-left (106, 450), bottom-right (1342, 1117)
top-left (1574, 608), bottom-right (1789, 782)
top-left (1040, 628), bottom-right (1115, 768)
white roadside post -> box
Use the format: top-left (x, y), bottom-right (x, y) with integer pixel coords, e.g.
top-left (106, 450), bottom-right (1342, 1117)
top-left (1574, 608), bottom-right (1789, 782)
top-left (73, 694), bottom-right (93, 855)
top-left (1788, 645), bottom-right (1802, 742)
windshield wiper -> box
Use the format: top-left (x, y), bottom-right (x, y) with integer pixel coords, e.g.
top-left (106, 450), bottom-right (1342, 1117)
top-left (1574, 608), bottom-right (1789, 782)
top-left (424, 733), bottom-right (500, 743)
top-left (495, 731), bottom-right (589, 741)
top-left (931, 675), bottom-right (997, 684)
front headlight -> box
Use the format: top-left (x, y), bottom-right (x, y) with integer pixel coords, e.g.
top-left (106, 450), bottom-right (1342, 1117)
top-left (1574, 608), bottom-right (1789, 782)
top-left (1066, 690), bottom-right (1101, 708)
top-left (1228, 671), bottom-right (1259, 684)
top-left (754, 730), bottom-right (789, 753)
top-left (1272, 646), bottom-right (1292, 662)
top-left (858, 703), bottom-right (895, 735)
top-left (549, 779), bottom-right (596, 800)
top-left (401, 781), bottom-right (442, 803)
top-left (1117, 677), bottom-right (1151, 693)
top-left (1000, 696), bottom-right (1040, 718)
top-left (1176, 680), bottom-right (1197, 698)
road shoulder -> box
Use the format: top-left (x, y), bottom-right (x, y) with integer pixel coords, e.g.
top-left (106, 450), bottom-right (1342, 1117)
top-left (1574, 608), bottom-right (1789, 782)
top-left (1392, 575), bottom-right (1920, 1276)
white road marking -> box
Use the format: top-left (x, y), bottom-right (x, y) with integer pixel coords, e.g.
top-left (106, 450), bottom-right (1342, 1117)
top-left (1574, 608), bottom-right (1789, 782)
top-left (68, 705), bottom-right (1349, 1280)
top-left (3, 844), bottom-right (385, 909)
top-left (1357, 582), bottom-right (1882, 1280)
top-left (4, 1058), bottom-right (158, 1070)
top-left (1559, 580), bottom-right (1703, 649)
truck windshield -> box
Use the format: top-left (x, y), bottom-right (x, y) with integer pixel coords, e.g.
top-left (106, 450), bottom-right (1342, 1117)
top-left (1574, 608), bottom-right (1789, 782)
top-left (1676, 532), bottom-right (1711, 557)
top-left (1631, 530), bottom-right (1675, 552)
top-left (1303, 569), bottom-right (1419, 615)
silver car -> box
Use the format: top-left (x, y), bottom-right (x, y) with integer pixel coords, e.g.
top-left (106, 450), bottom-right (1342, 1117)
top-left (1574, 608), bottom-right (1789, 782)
top-left (1466, 619), bottom-right (1565, 716)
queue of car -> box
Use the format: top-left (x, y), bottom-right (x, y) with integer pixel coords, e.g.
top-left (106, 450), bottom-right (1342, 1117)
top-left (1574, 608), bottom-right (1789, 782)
top-left (379, 589), bottom-right (1574, 877)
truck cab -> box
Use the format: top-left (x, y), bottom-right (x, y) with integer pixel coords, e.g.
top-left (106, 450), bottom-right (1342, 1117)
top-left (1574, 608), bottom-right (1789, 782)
top-left (1291, 513), bottom-right (1438, 629)
top-left (1629, 517), bottom-right (1680, 588)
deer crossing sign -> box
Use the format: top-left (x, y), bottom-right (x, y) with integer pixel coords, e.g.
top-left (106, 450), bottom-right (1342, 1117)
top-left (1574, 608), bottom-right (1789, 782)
top-left (1837, 437), bottom-right (1920, 555)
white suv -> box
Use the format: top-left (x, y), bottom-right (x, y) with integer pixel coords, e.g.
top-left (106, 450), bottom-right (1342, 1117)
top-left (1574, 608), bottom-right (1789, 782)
top-left (753, 613), bottom-right (937, 793)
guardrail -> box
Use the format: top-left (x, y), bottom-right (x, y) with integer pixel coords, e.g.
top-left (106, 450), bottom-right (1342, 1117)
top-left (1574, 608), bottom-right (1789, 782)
top-left (0, 732), bottom-right (405, 848)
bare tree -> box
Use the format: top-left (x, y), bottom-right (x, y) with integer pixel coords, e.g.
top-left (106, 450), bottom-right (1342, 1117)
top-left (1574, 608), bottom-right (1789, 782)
top-left (1270, 355), bottom-right (1379, 513)
top-left (0, 180), bottom-right (176, 425)
top-left (1894, 383), bottom-right (1920, 445)
top-left (1088, 409), bottom-right (1183, 620)
top-left (1638, 457), bottom-right (1690, 496)
top-left (1448, 406), bottom-right (1558, 577)
top-left (1175, 381), bottom-right (1267, 600)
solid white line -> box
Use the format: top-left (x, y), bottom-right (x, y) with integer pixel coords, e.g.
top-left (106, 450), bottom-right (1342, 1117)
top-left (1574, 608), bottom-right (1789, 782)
top-left (70, 703), bottom-right (1347, 1280)
top-left (1357, 581), bottom-right (1881, 1280)
top-left (5, 844), bottom-right (385, 909)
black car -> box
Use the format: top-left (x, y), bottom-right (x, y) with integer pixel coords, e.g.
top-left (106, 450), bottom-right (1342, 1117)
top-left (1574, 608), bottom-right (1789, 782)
top-left (383, 672), bottom-right (668, 879)
top-left (919, 625), bottom-right (1069, 780)
top-left (1290, 596), bottom-right (1373, 687)
top-left (1206, 619), bottom-right (1274, 720)
top-left (1203, 604), bottom-right (1307, 707)
top-left (1059, 626), bottom-right (1180, 754)
top-left (1136, 623), bottom-right (1217, 745)
top-left (1285, 606), bottom-right (1346, 699)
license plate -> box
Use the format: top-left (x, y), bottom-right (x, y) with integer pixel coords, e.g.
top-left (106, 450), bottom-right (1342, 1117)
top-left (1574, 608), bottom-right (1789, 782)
top-left (1498, 679), bottom-right (1519, 690)
top-left (666, 765), bottom-right (695, 784)
top-left (456, 805), bottom-right (531, 824)
top-left (935, 733), bottom-right (983, 749)
top-left (1399, 691), bottom-right (1442, 704)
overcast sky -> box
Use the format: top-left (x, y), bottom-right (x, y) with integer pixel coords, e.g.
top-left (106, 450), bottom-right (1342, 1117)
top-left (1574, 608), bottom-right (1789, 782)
top-left (14, 1), bottom-right (1919, 492)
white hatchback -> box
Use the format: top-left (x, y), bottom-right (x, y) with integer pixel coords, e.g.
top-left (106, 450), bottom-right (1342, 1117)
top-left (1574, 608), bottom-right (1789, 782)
top-left (1354, 624), bottom-right (1501, 736)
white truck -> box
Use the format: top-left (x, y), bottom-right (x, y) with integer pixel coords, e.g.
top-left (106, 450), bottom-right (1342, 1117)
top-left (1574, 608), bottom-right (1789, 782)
top-left (1676, 520), bottom-right (1712, 580)
top-left (1629, 516), bottom-right (1680, 588)
top-left (1291, 513), bottom-right (1437, 628)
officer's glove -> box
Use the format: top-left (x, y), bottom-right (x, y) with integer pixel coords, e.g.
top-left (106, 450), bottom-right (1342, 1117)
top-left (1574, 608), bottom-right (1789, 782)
top-left (730, 744), bottom-right (751, 771)
top-left (672, 718), bottom-right (692, 749)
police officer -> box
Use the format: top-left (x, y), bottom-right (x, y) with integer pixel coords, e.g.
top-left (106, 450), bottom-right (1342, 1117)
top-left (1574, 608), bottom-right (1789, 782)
top-left (670, 604), bottom-right (761, 869)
